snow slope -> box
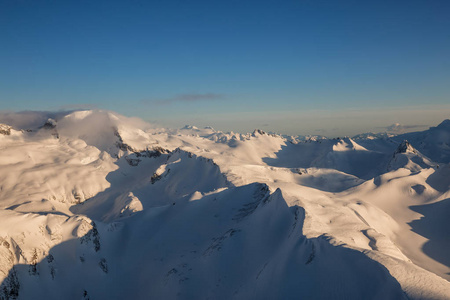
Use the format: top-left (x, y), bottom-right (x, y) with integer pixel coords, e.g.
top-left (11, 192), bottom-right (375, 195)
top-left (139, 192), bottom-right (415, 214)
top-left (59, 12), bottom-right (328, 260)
top-left (0, 111), bottom-right (449, 299)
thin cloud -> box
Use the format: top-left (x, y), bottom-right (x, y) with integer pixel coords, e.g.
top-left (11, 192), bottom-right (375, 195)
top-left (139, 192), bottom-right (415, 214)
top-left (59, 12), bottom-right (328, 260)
top-left (142, 93), bottom-right (226, 106)
top-left (0, 110), bottom-right (71, 129)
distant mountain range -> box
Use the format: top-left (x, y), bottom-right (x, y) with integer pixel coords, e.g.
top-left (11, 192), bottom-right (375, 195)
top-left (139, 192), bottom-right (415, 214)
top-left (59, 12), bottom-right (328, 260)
top-left (0, 110), bottom-right (449, 299)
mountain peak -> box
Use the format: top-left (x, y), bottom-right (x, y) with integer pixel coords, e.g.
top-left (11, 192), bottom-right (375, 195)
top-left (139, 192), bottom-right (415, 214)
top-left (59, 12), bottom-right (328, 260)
top-left (394, 140), bottom-right (416, 155)
top-left (436, 119), bottom-right (450, 129)
top-left (252, 129), bottom-right (266, 136)
top-left (181, 125), bottom-right (199, 130)
top-left (42, 118), bottom-right (57, 129)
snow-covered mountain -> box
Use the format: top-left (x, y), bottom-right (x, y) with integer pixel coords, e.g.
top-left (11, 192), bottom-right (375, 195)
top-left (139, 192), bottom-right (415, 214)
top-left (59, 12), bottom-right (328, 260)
top-left (0, 110), bottom-right (449, 299)
top-left (395, 119), bottom-right (450, 164)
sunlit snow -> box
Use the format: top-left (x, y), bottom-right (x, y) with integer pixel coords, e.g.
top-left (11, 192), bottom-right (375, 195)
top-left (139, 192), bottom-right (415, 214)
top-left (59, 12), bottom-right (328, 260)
top-left (0, 110), bottom-right (449, 299)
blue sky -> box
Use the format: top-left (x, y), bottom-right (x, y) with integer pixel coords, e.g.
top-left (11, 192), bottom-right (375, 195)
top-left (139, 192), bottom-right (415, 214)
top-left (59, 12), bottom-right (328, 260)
top-left (1, 0), bottom-right (449, 136)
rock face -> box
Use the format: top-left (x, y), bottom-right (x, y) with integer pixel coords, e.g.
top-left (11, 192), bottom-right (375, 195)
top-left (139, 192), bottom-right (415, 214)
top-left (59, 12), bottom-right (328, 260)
top-left (394, 140), bottom-right (416, 155)
top-left (252, 129), bottom-right (266, 136)
top-left (0, 124), bottom-right (11, 135)
top-left (0, 238), bottom-right (19, 300)
top-left (388, 140), bottom-right (435, 172)
top-left (42, 119), bottom-right (57, 129)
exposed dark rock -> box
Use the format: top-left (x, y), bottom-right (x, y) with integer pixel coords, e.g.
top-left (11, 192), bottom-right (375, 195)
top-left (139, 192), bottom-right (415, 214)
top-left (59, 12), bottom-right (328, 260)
top-left (305, 243), bottom-right (316, 265)
top-left (42, 119), bottom-right (56, 129)
top-left (394, 140), bottom-right (416, 155)
top-left (252, 129), bottom-right (266, 136)
top-left (125, 157), bottom-right (141, 166)
top-left (0, 267), bottom-right (19, 300)
top-left (203, 229), bottom-right (240, 256)
top-left (151, 173), bottom-right (162, 184)
top-left (0, 124), bottom-right (11, 136)
top-left (47, 254), bottom-right (55, 279)
top-left (114, 127), bottom-right (171, 159)
top-left (80, 222), bottom-right (100, 252)
top-left (113, 128), bottom-right (136, 152)
top-left (98, 258), bottom-right (108, 273)
top-left (28, 249), bottom-right (39, 276)
top-left (233, 184), bottom-right (270, 221)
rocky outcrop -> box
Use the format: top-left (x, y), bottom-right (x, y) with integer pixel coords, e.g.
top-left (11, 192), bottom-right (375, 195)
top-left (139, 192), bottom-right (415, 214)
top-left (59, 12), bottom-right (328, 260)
top-left (0, 124), bottom-right (11, 136)
top-left (40, 119), bottom-right (59, 138)
top-left (394, 140), bottom-right (416, 155)
top-left (114, 127), bottom-right (170, 162)
top-left (388, 140), bottom-right (435, 172)
top-left (79, 221), bottom-right (101, 252)
top-left (0, 238), bottom-right (19, 300)
top-left (42, 119), bottom-right (56, 129)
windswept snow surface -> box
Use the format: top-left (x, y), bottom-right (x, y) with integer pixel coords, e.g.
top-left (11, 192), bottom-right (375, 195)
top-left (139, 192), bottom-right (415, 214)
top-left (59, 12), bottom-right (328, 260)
top-left (0, 110), bottom-right (449, 299)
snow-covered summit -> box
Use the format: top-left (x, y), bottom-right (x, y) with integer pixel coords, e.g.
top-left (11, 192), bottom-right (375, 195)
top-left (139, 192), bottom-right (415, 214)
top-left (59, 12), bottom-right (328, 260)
top-left (181, 125), bottom-right (199, 130)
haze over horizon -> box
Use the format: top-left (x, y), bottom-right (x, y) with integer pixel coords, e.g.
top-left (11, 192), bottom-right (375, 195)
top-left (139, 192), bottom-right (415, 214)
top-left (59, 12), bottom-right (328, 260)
top-left (1, 0), bottom-right (449, 136)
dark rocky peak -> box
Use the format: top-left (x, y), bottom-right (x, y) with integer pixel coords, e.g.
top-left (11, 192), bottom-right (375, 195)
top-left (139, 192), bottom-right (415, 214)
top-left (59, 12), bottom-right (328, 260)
top-left (42, 118), bottom-right (57, 129)
top-left (252, 129), bottom-right (266, 136)
top-left (394, 140), bottom-right (416, 155)
top-left (39, 118), bottom-right (59, 138)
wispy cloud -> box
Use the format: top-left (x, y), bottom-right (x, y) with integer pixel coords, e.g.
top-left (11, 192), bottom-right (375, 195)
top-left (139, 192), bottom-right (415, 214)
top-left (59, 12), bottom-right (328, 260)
top-left (0, 110), bottom-right (71, 129)
top-left (142, 93), bottom-right (226, 106)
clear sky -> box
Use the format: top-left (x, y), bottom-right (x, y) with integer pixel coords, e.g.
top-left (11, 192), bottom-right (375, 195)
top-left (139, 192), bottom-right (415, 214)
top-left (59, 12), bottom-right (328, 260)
top-left (1, 0), bottom-right (449, 136)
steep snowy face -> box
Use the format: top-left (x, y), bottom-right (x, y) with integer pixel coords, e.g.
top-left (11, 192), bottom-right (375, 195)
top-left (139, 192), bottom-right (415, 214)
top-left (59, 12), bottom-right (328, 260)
top-left (70, 148), bottom-right (230, 222)
top-left (16, 110), bottom-right (164, 158)
top-left (1, 112), bottom-right (450, 299)
top-left (1, 183), bottom-right (409, 300)
top-left (56, 111), bottom-right (134, 155)
top-left (435, 119), bottom-right (450, 130)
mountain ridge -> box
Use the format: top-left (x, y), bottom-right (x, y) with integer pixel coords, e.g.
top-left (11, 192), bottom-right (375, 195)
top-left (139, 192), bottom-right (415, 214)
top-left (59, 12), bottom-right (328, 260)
top-left (0, 110), bottom-right (449, 299)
